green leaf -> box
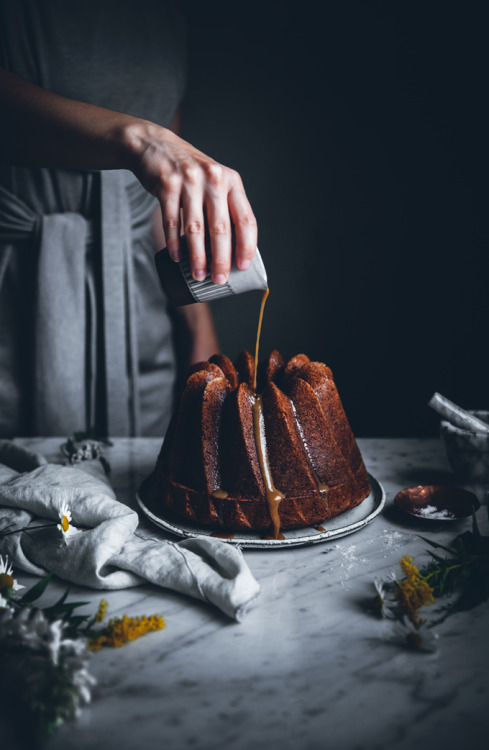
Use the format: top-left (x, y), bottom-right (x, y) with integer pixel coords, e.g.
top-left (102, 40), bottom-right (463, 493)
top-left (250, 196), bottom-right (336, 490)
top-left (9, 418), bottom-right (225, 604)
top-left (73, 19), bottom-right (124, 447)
top-left (50, 587), bottom-right (70, 608)
top-left (419, 536), bottom-right (456, 555)
top-left (19, 572), bottom-right (53, 604)
top-left (452, 568), bottom-right (489, 612)
top-left (70, 614), bottom-right (91, 626)
top-left (427, 551), bottom-right (449, 566)
top-left (44, 600), bottom-right (90, 620)
top-left (472, 509), bottom-right (481, 538)
top-left (63, 614), bottom-right (92, 635)
top-left (455, 536), bottom-right (468, 560)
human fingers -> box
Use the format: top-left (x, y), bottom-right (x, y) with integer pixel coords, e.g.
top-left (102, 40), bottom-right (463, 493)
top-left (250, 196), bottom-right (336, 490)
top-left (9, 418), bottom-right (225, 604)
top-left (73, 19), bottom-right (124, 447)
top-left (228, 177), bottom-right (257, 271)
top-left (159, 174), bottom-right (182, 261)
top-left (181, 173), bottom-right (206, 281)
top-left (204, 164), bottom-right (232, 284)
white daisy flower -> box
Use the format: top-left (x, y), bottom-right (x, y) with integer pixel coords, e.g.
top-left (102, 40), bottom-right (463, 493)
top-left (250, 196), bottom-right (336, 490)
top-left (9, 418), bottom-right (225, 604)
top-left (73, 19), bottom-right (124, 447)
top-left (0, 554), bottom-right (25, 595)
top-left (0, 607), bottom-right (96, 722)
top-left (393, 617), bottom-right (439, 653)
top-left (372, 577), bottom-right (395, 618)
top-left (57, 502), bottom-right (79, 539)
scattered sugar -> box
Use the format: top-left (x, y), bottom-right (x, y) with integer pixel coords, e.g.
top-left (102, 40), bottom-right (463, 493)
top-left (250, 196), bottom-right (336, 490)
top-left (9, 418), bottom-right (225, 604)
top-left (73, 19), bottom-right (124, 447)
top-left (382, 529), bottom-right (406, 548)
top-left (336, 543), bottom-right (360, 576)
top-left (415, 504), bottom-right (455, 520)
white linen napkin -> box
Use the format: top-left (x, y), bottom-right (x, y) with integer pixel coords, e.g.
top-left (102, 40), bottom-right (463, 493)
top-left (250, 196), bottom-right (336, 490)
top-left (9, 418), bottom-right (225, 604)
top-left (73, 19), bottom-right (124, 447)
top-left (0, 441), bottom-right (260, 620)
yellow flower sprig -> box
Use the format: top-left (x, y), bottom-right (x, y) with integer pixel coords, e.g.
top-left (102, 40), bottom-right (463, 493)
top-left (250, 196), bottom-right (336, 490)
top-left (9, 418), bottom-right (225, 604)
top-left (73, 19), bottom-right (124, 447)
top-left (88, 612), bottom-right (165, 651)
top-left (393, 555), bottom-right (435, 625)
top-left (94, 599), bottom-right (108, 623)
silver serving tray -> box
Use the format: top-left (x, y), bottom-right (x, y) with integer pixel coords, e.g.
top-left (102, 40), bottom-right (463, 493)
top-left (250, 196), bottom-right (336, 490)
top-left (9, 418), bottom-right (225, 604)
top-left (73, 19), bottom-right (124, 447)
top-left (136, 473), bottom-right (385, 550)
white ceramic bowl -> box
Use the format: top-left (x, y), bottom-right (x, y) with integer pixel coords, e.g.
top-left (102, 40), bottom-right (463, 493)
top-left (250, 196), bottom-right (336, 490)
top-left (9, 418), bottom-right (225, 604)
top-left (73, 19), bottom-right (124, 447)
top-left (440, 410), bottom-right (489, 482)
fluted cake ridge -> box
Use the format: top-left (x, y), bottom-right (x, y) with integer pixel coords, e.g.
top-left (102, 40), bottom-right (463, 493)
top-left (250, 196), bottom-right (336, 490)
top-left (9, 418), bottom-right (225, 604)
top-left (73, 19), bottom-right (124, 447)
top-left (142, 351), bottom-right (371, 537)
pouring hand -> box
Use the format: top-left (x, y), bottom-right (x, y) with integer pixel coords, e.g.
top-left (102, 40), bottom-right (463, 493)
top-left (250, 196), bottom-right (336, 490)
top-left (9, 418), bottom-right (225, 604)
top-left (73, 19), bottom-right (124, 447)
top-left (0, 68), bottom-right (257, 285)
top-left (127, 122), bottom-right (257, 284)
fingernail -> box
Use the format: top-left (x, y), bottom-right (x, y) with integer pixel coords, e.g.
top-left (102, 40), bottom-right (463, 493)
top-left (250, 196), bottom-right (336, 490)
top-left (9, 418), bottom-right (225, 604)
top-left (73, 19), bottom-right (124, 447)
top-left (170, 251), bottom-right (181, 263)
top-left (193, 270), bottom-right (206, 281)
top-left (214, 274), bottom-right (227, 285)
top-left (238, 259), bottom-right (251, 271)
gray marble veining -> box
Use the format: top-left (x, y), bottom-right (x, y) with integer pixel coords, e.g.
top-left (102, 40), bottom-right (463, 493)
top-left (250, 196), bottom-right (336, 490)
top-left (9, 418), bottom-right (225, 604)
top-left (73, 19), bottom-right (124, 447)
top-left (11, 437), bottom-right (489, 750)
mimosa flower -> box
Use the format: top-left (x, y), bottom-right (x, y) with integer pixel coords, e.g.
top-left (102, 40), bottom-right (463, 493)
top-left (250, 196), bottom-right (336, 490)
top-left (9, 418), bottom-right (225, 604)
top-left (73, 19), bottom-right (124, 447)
top-left (394, 555), bottom-right (435, 625)
top-left (57, 503), bottom-right (79, 539)
top-left (88, 613), bottom-right (165, 651)
top-left (94, 599), bottom-right (108, 623)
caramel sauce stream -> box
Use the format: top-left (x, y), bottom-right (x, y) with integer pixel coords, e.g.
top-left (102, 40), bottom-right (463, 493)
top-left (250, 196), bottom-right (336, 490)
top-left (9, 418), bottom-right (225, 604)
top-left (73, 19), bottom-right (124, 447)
top-left (251, 288), bottom-right (285, 539)
top-left (211, 290), bottom-right (269, 513)
top-left (252, 394), bottom-right (285, 539)
top-left (253, 288), bottom-right (270, 392)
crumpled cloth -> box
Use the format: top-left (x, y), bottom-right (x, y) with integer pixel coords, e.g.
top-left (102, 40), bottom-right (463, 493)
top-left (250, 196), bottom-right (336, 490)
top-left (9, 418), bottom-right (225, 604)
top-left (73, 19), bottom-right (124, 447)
top-left (0, 442), bottom-right (260, 621)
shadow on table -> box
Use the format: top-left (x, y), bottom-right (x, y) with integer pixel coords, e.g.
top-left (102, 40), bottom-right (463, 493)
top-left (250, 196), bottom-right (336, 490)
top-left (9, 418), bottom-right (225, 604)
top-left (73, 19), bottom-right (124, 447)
top-left (394, 466), bottom-right (455, 487)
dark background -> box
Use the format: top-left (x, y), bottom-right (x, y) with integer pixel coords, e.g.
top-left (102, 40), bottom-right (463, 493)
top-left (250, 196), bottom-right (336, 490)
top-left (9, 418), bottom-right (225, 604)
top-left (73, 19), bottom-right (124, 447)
top-left (180, 1), bottom-right (488, 437)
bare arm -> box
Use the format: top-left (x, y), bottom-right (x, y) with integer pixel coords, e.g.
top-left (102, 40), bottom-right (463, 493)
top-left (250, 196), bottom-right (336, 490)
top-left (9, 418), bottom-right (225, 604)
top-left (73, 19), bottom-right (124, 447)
top-left (152, 203), bottom-right (220, 365)
top-left (0, 68), bottom-right (257, 285)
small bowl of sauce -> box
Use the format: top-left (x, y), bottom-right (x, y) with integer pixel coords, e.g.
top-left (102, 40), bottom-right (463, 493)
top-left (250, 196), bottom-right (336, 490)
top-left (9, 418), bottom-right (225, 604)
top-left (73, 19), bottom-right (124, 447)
top-left (394, 485), bottom-right (480, 521)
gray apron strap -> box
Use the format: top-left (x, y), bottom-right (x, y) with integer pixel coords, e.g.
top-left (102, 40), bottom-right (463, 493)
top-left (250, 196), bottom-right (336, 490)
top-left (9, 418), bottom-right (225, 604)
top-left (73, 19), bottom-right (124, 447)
top-left (100, 171), bottom-right (140, 436)
top-left (0, 175), bottom-right (146, 437)
top-left (35, 212), bottom-right (88, 434)
top-left (0, 185), bottom-right (31, 292)
top-left (0, 185), bottom-right (88, 434)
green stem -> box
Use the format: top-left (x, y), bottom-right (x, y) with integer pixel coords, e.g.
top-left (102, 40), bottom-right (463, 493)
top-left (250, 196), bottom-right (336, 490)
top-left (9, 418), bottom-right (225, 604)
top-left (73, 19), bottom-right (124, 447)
top-left (423, 559), bottom-right (474, 581)
top-left (0, 523), bottom-right (57, 537)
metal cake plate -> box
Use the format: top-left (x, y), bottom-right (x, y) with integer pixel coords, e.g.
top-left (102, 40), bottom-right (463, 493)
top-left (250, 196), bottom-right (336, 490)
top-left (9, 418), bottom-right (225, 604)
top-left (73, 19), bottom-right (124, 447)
top-left (136, 473), bottom-right (385, 550)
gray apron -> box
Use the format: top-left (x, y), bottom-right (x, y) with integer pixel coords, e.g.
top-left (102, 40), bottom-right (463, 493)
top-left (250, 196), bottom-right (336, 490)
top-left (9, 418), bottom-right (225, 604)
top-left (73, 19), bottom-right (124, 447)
top-left (0, 0), bottom-right (186, 437)
top-left (0, 172), bottom-right (176, 437)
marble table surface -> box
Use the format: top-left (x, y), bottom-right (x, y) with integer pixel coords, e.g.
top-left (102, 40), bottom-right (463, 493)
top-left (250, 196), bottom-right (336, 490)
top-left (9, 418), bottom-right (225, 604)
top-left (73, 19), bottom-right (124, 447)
top-left (10, 437), bottom-right (489, 750)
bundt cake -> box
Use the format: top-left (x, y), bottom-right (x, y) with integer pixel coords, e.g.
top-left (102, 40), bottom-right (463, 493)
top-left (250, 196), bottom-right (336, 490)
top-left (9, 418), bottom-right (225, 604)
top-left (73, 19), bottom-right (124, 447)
top-left (141, 350), bottom-right (371, 538)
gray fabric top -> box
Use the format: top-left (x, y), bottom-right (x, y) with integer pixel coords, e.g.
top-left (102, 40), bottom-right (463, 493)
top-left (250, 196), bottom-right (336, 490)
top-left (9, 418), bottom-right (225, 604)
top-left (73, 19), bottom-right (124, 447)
top-left (0, 1), bottom-right (187, 438)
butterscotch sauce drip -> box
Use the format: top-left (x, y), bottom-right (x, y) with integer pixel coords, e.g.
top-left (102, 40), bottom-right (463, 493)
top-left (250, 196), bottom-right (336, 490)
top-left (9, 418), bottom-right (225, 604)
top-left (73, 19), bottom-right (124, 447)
top-left (252, 394), bottom-right (285, 540)
top-left (211, 489), bottom-right (229, 500)
top-left (318, 483), bottom-right (330, 506)
top-left (252, 287), bottom-right (284, 539)
top-left (210, 532), bottom-right (235, 539)
top-left (253, 288), bottom-right (270, 392)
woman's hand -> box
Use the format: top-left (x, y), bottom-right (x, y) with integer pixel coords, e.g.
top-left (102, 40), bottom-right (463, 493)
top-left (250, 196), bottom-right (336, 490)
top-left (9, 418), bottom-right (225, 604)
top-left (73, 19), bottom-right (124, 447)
top-left (0, 69), bottom-right (258, 286)
top-left (124, 121), bottom-right (257, 285)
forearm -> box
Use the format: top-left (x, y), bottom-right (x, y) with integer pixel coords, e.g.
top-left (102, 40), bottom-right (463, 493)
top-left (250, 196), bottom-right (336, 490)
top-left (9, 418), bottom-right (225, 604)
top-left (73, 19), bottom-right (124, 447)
top-left (153, 206), bottom-right (219, 363)
top-left (175, 302), bottom-right (220, 365)
top-left (0, 68), bottom-right (257, 285)
top-left (0, 67), bottom-right (157, 171)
